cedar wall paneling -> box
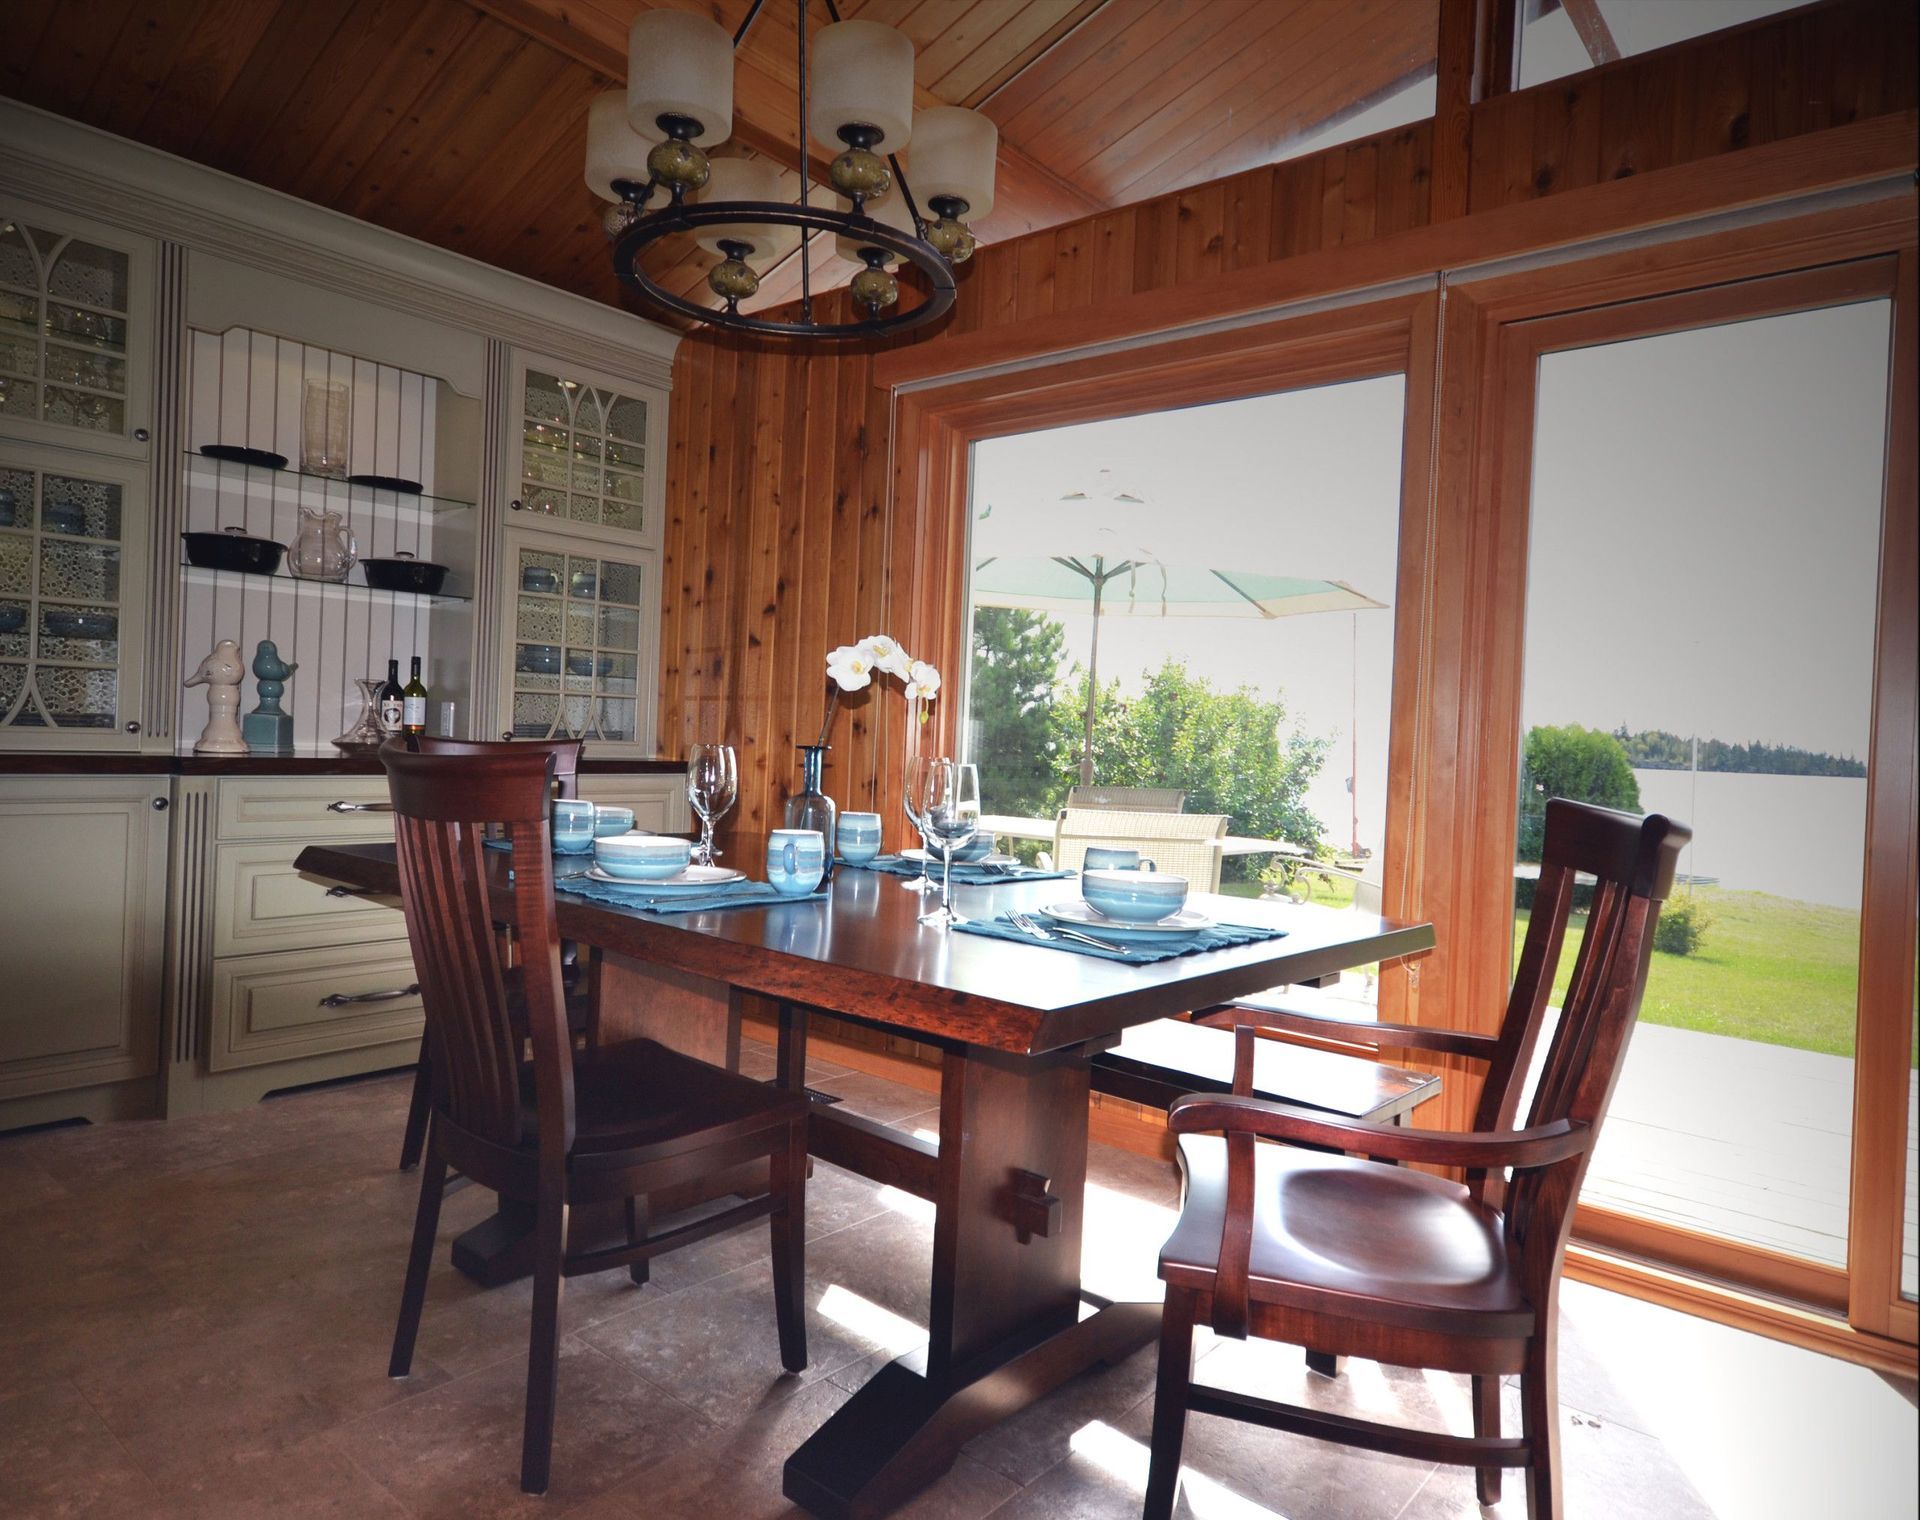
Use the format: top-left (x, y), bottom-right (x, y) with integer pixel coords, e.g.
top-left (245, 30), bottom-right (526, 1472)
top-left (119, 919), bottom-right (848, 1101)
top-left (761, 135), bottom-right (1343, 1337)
top-left (661, 0), bottom-right (1915, 849)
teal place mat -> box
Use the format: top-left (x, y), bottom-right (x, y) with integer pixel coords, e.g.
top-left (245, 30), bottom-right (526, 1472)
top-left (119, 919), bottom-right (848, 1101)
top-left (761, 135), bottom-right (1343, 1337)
top-left (952, 912), bottom-right (1286, 963)
top-left (557, 877), bottom-right (827, 914)
top-left (844, 854), bottom-right (1075, 885)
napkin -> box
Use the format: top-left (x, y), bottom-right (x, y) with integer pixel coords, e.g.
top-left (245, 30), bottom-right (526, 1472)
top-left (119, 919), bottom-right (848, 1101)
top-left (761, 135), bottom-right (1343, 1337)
top-left (845, 854), bottom-right (1075, 885)
top-left (558, 877), bottom-right (827, 914)
top-left (952, 912), bottom-right (1286, 963)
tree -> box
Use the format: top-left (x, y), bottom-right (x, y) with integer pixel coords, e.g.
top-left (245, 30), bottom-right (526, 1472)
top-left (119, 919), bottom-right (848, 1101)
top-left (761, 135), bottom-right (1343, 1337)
top-left (967, 607), bottom-right (1070, 817)
top-left (1518, 723), bottom-right (1641, 861)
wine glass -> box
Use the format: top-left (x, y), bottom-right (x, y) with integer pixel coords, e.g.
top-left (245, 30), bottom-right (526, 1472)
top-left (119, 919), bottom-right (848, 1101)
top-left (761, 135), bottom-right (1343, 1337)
top-left (686, 742), bottom-right (737, 867)
top-left (917, 760), bottom-right (980, 928)
top-left (901, 754), bottom-right (936, 892)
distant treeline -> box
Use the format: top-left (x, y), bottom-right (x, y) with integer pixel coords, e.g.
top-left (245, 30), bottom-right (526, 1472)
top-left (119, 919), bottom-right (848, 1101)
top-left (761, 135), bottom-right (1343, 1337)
top-left (1612, 727), bottom-right (1866, 778)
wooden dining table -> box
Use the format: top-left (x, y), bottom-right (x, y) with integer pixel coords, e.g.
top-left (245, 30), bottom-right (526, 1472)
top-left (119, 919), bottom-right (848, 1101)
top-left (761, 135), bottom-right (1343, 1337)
top-left (294, 841), bottom-right (1434, 1520)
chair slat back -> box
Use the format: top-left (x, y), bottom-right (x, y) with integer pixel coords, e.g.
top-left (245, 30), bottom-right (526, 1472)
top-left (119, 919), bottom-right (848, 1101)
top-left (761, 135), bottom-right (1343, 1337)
top-left (1052, 808), bottom-right (1229, 892)
top-left (1065, 785), bottom-right (1187, 813)
top-left (382, 743), bottom-right (574, 1155)
top-left (1477, 800), bottom-right (1689, 1272)
top-left (405, 736), bottom-right (583, 799)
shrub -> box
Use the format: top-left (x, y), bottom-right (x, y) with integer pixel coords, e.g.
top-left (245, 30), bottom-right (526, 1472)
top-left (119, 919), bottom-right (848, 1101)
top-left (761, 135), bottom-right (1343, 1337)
top-left (1517, 724), bottom-right (1642, 862)
top-left (1654, 895), bottom-right (1712, 956)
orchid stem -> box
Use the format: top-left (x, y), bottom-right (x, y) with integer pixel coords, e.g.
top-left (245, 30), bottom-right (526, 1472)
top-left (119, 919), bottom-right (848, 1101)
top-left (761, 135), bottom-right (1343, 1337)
top-left (814, 683), bottom-right (839, 749)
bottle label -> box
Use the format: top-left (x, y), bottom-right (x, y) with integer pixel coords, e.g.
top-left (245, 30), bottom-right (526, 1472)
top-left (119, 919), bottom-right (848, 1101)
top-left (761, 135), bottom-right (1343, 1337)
top-left (379, 699), bottom-right (403, 733)
top-left (402, 696), bottom-right (426, 727)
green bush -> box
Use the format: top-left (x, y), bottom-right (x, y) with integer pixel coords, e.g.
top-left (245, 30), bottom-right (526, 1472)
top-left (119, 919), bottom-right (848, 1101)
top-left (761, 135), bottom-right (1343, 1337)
top-left (1654, 895), bottom-right (1712, 956)
top-left (1517, 723), bottom-right (1642, 861)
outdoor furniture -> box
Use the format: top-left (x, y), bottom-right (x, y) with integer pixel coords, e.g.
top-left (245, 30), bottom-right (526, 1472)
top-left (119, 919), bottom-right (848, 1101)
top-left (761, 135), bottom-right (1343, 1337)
top-left (1065, 783), bottom-right (1187, 813)
top-left (380, 745), bottom-right (810, 1495)
top-left (1141, 800), bottom-right (1690, 1520)
top-left (296, 833), bottom-right (1434, 1519)
top-left (1049, 807), bottom-right (1230, 891)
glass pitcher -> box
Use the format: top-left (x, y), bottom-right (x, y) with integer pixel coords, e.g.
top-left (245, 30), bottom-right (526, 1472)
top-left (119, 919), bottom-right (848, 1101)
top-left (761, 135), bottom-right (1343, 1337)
top-left (288, 505), bottom-right (357, 582)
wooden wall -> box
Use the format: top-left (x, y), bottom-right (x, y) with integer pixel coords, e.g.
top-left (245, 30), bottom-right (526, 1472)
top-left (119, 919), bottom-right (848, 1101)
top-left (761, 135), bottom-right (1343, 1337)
top-left (660, 0), bottom-right (1916, 846)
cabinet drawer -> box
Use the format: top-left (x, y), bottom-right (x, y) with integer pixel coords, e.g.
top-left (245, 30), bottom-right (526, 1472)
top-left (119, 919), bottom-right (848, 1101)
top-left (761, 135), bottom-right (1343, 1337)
top-left (576, 774), bottom-right (690, 833)
top-left (213, 841), bottom-right (407, 956)
top-left (216, 777), bottom-right (396, 840)
top-left (208, 944), bottom-right (423, 1072)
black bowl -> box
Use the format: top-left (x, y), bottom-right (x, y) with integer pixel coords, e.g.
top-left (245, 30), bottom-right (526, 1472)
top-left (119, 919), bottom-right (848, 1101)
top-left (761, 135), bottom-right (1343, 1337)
top-left (0, 605), bottom-right (25, 634)
top-left (44, 608), bottom-right (117, 640)
top-left (362, 555), bottom-right (449, 595)
top-left (182, 527), bottom-right (285, 575)
top-left (199, 443), bottom-right (289, 470)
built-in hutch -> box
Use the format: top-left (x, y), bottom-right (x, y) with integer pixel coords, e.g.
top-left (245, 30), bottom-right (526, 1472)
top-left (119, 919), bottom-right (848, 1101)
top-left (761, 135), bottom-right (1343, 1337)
top-left (0, 99), bottom-right (687, 1129)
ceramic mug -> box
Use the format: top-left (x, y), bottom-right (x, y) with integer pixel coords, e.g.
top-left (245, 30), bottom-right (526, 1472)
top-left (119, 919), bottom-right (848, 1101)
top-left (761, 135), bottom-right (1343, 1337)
top-left (766, 828), bottom-right (826, 896)
top-left (1082, 846), bottom-right (1156, 873)
top-left (590, 803), bottom-right (636, 838)
top-left (551, 799), bottom-right (596, 854)
top-left (1081, 869), bottom-right (1189, 924)
top-left (838, 811), bottom-right (883, 864)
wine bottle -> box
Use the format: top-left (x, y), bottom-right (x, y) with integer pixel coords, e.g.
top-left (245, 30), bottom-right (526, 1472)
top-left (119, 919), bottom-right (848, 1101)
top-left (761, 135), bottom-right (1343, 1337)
top-left (377, 659), bottom-right (404, 736)
top-left (402, 656), bottom-right (428, 736)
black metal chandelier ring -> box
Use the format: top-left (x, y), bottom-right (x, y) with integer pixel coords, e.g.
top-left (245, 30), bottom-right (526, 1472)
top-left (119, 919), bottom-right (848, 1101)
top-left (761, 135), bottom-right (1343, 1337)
top-left (608, 192), bottom-right (956, 340)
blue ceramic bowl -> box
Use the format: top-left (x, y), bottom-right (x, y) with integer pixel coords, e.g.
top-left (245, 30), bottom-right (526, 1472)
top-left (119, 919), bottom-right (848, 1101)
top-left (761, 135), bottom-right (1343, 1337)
top-left (593, 834), bottom-right (691, 880)
top-left (1081, 869), bottom-right (1189, 924)
top-left (838, 811), bottom-right (882, 864)
top-left (551, 799), bottom-right (596, 855)
top-left (590, 804), bottom-right (636, 838)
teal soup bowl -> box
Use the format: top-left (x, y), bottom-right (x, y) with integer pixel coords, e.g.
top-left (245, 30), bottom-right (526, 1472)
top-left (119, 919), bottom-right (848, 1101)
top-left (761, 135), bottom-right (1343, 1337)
top-left (593, 834), bottom-right (692, 880)
top-left (1081, 869), bottom-right (1189, 924)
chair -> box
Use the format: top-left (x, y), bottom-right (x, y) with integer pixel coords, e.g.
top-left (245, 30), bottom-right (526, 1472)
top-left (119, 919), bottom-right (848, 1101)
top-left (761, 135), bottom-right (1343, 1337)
top-left (1050, 807), bottom-right (1228, 892)
top-left (1065, 783), bottom-right (1187, 813)
top-left (396, 735), bottom-right (588, 1172)
top-left (1142, 799), bottom-right (1690, 1520)
top-left (381, 742), bottom-right (808, 1494)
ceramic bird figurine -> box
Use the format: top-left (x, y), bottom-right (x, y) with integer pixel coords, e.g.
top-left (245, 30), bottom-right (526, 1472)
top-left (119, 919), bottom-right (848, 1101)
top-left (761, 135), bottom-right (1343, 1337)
top-left (185, 639), bottom-right (248, 755)
top-left (243, 639), bottom-right (298, 755)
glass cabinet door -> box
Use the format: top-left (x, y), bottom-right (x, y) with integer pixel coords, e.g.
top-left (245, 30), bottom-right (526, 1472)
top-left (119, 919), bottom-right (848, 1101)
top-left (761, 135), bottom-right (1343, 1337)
top-left (0, 444), bottom-right (148, 747)
top-left (0, 203), bottom-right (151, 456)
top-left (518, 366), bottom-right (656, 541)
top-left (502, 537), bottom-right (655, 748)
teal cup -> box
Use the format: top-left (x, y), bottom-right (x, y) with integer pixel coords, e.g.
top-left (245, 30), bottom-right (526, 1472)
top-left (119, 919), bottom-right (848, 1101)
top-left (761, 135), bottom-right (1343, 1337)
top-left (590, 803), bottom-right (636, 838)
top-left (551, 799), bottom-right (596, 854)
top-left (767, 828), bottom-right (826, 895)
top-left (838, 811), bottom-right (883, 864)
top-left (1082, 846), bottom-right (1156, 873)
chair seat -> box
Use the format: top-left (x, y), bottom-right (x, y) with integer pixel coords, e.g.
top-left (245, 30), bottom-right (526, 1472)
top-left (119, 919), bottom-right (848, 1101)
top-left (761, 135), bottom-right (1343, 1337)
top-left (1160, 1135), bottom-right (1534, 1338)
top-left (519, 1039), bottom-right (806, 1168)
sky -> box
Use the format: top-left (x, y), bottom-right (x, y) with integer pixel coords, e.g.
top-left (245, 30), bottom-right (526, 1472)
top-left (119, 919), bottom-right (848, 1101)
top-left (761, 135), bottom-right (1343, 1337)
top-left (963, 299), bottom-right (1893, 854)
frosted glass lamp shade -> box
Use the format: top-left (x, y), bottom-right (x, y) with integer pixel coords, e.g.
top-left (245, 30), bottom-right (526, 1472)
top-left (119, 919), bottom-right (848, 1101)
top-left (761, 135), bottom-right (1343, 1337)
top-left (627, 10), bottom-right (733, 146)
top-left (834, 190), bottom-right (913, 264)
top-left (808, 20), bottom-right (914, 152)
top-left (693, 157), bottom-right (795, 263)
top-left (910, 106), bottom-right (997, 219)
top-left (585, 92), bottom-right (655, 200)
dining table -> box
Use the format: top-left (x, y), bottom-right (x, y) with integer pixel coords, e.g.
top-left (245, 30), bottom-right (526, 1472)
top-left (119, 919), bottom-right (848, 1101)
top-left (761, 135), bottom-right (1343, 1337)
top-left (293, 838), bottom-right (1435, 1520)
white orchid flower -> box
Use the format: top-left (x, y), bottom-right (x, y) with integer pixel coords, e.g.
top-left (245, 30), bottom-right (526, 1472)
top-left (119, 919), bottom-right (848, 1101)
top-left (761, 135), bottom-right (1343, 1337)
top-left (860, 633), bottom-right (913, 681)
top-left (906, 660), bottom-right (942, 702)
top-left (825, 643), bottom-right (874, 691)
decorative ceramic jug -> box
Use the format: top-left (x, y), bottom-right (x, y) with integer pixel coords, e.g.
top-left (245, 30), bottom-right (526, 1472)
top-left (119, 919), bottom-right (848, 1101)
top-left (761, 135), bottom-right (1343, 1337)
top-left (288, 506), bottom-right (357, 582)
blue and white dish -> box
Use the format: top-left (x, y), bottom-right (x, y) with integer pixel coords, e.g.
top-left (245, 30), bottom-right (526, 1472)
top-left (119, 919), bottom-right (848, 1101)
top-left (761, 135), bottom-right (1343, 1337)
top-left (838, 811), bottom-right (883, 864)
top-left (1041, 900), bottom-right (1214, 941)
top-left (592, 833), bottom-right (691, 880)
top-left (1082, 846), bottom-right (1156, 873)
top-left (767, 827), bottom-right (826, 896)
top-left (589, 804), bottom-right (636, 838)
top-left (1079, 869), bottom-right (1189, 923)
top-left (584, 863), bottom-right (743, 894)
top-left (551, 799), bottom-right (596, 854)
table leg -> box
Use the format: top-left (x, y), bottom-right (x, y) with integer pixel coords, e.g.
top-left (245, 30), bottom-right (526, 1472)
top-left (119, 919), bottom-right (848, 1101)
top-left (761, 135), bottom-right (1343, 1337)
top-left (783, 1044), bottom-right (1159, 1519)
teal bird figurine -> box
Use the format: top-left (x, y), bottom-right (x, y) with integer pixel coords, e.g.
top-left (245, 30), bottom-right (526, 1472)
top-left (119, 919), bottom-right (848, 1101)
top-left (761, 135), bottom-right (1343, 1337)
top-left (244, 638), bottom-right (298, 754)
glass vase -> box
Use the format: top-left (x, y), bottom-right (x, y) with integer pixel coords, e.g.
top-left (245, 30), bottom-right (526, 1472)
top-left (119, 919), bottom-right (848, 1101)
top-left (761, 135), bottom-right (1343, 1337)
top-left (785, 744), bottom-right (837, 871)
top-left (302, 380), bottom-right (351, 477)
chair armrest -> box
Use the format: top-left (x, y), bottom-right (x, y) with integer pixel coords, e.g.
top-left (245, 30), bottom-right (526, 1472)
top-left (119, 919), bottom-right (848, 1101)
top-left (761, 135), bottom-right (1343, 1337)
top-left (1168, 1092), bottom-right (1591, 1170)
top-left (1196, 1003), bottom-right (1501, 1061)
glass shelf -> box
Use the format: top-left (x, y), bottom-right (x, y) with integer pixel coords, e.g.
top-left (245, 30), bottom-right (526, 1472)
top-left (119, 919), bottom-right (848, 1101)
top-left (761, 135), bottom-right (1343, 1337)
top-left (183, 451), bottom-right (477, 514)
top-left (181, 562), bottom-right (471, 607)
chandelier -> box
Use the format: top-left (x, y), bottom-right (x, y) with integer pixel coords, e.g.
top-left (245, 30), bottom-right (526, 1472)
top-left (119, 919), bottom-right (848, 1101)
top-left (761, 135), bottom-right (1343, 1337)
top-left (584, 1), bottom-right (999, 341)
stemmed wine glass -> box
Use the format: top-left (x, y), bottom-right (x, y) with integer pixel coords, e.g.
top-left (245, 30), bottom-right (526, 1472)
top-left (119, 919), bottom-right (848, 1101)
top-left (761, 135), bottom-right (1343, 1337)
top-left (686, 742), bottom-right (737, 868)
top-left (901, 754), bottom-right (936, 892)
top-left (916, 759), bottom-right (980, 928)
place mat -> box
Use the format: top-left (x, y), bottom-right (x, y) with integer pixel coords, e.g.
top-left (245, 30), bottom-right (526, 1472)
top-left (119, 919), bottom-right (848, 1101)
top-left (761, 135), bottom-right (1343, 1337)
top-left (953, 912), bottom-right (1286, 963)
top-left (558, 877), bottom-right (827, 914)
top-left (844, 854), bottom-right (1075, 885)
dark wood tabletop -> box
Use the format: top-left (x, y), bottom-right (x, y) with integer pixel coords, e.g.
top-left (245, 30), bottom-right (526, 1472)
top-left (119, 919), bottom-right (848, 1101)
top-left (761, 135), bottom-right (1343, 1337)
top-left (295, 843), bottom-right (1435, 1056)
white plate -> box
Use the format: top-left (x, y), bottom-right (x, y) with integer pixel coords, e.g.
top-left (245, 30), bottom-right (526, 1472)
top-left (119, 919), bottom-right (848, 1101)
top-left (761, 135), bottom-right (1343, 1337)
top-left (1040, 901), bottom-right (1214, 940)
top-left (584, 864), bottom-right (745, 894)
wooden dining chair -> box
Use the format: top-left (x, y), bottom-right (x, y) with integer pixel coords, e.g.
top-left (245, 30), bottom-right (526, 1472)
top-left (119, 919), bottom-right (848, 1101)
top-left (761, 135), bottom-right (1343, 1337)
top-left (1143, 799), bottom-right (1690, 1520)
top-left (380, 742), bottom-right (809, 1494)
top-left (395, 735), bottom-right (585, 1172)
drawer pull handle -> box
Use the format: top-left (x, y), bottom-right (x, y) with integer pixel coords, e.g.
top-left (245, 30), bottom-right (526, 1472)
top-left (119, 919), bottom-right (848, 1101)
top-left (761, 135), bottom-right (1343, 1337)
top-left (319, 984), bottom-right (420, 1008)
top-left (327, 800), bottom-right (395, 813)
top-left (324, 885), bottom-right (379, 898)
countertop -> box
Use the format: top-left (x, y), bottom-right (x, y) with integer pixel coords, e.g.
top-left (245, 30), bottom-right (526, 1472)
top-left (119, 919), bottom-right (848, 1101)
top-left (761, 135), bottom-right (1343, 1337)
top-left (0, 752), bottom-right (687, 777)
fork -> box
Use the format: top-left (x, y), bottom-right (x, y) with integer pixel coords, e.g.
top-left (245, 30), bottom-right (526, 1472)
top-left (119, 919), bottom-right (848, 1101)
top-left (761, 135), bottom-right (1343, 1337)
top-left (1009, 911), bottom-right (1139, 956)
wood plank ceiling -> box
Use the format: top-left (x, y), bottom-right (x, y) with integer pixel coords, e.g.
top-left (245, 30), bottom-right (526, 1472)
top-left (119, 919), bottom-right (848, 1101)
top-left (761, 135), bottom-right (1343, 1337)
top-left (1, 0), bottom-right (1439, 324)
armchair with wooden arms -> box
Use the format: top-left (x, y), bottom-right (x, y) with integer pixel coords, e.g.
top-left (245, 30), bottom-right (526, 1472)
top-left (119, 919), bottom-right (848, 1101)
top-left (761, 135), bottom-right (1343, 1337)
top-left (1143, 799), bottom-right (1691, 1520)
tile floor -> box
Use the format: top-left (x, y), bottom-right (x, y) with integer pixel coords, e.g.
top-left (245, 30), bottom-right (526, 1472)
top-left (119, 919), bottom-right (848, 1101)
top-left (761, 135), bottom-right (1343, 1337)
top-left (1, 1053), bottom-right (1914, 1520)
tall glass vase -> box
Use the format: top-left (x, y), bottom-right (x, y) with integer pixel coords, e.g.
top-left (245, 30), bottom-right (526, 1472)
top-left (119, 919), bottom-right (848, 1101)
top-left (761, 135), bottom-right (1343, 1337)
top-left (785, 744), bottom-right (837, 872)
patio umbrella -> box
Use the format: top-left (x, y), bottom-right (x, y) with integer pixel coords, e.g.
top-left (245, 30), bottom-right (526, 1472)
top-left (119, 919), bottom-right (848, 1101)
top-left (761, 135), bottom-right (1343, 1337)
top-left (972, 475), bottom-right (1386, 784)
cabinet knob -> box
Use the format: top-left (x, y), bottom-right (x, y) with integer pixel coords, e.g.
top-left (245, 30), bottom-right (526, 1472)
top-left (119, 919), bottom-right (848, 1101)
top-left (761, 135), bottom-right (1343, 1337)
top-left (503, 730), bottom-right (514, 740)
top-left (133, 427), bottom-right (151, 442)
top-left (124, 720), bottom-right (141, 733)
top-left (152, 796), bottom-right (169, 811)
top-left (509, 498), bottom-right (524, 511)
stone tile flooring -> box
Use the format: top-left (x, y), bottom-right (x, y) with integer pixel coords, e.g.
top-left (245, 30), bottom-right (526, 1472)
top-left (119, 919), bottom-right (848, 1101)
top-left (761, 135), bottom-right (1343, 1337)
top-left (1, 1057), bottom-right (1913, 1519)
